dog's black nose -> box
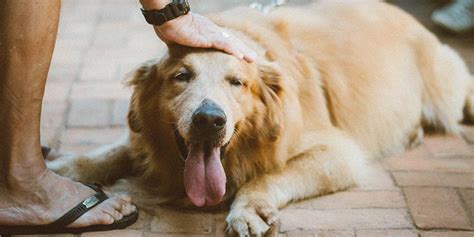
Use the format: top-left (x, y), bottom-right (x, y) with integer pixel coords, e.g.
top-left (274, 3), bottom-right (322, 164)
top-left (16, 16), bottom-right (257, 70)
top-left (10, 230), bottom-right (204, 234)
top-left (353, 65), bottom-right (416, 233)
top-left (192, 99), bottom-right (227, 132)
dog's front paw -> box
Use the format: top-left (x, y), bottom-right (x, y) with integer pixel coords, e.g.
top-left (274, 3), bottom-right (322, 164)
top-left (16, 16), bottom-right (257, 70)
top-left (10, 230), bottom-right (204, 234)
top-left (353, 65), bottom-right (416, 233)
top-left (225, 200), bottom-right (279, 237)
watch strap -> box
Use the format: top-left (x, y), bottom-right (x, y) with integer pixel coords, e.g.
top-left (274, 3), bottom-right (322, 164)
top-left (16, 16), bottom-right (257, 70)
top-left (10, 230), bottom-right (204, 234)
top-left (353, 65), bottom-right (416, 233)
top-left (141, 0), bottom-right (190, 26)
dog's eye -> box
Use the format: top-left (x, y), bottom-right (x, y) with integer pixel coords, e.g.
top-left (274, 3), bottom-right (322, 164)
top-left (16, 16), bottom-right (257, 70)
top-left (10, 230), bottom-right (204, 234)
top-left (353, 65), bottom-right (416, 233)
top-left (229, 77), bottom-right (244, 87)
top-left (173, 72), bottom-right (191, 82)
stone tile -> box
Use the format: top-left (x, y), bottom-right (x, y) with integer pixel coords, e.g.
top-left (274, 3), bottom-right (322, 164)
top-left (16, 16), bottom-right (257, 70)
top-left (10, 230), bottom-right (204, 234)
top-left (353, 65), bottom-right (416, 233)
top-left (287, 191), bottom-right (406, 209)
top-left (67, 99), bottom-right (111, 127)
top-left (279, 209), bottom-right (412, 232)
top-left (420, 231), bottom-right (474, 237)
top-left (284, 229), bottom-right (354, 237)
top-left (79, 62), bottom-right (119, 81)
top-left (81, 229), bottom-right (143, 237)
top-left (149, 207), bottom-right (214, 234)
top-left (41, 102), bottom-right (68, 128)
top-left (41, 127), bottom-right (60, 148)
top-left (393, 171), bottom-right (474, 188)
top-left (112, 100), bottom-right (130, 126)
top-left (70, 81), bottom-right (132, 100)
top-left (354, 163), bottom-right (398, 191)
top-left (384, 152), bottom-right (474, 173)
top-left (147, 234), bottom-right (211, 237)
top-left (424, 135), bottom-right (474, 158)
top-left (404, 187), bottom-right (472, 230)
top-left (462, 125), bottom-right (474, 144)
top-left (459, 189), bottom-right (474, 226)
top-left (43, 81), bottom-right (73, 102)
top-left (355, 229), bottom-right (417, 237)
top-left (60, 127), bottom-right (126, 146)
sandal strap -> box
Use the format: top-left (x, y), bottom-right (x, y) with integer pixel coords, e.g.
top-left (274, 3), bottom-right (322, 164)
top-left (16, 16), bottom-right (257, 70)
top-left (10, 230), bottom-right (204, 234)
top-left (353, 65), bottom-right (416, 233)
top-left (47, 184), bottom-right (108, 228)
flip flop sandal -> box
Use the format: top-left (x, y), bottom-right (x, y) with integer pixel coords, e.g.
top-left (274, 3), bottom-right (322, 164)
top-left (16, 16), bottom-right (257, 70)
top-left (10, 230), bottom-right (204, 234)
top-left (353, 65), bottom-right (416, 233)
top-left (0, 148), bottom-right (139, 235)
top-left (0, 184), bottom-right (139, 235)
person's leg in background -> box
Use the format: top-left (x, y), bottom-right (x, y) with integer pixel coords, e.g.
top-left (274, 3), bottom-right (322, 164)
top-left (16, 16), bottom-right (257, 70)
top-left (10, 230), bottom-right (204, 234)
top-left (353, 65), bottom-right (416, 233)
top-left (0, 0), bottom-right (135, 228)
top-left (432, 0), bottom-right (474, 34)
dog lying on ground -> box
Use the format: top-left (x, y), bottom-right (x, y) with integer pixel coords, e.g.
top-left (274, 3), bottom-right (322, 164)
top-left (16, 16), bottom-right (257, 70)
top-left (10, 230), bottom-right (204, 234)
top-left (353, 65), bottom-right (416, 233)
top-left (48, 0), bottom-right (474, 235)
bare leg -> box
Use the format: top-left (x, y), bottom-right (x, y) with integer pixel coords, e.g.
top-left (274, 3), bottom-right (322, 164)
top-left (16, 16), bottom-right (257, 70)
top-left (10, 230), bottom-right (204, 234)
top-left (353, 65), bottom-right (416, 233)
top-left (0, 0), bottom-right (135, 227)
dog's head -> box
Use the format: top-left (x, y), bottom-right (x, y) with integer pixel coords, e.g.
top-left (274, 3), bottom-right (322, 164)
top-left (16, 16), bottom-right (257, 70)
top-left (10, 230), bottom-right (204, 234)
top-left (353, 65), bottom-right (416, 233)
top-left (127, 46), bottom-right (284, 207)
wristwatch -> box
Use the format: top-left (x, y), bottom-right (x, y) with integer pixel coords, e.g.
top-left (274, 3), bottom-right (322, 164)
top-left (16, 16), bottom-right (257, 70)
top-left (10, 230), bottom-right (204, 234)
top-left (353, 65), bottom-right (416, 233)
top-left (141, 0), bottom-right (191, 26)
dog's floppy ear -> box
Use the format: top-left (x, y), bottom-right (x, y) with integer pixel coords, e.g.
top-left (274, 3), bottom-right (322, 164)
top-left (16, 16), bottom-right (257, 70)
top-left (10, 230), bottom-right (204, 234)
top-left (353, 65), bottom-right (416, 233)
top-left (125, 63), bottom-right (155, 133)
top-left (258, 62), bottom-right (284, 142)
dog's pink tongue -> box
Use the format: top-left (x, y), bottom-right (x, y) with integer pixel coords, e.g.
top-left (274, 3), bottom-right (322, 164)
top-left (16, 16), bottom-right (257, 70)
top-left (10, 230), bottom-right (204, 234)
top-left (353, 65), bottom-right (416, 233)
top-left (184, 144), bottom-right (226, 207)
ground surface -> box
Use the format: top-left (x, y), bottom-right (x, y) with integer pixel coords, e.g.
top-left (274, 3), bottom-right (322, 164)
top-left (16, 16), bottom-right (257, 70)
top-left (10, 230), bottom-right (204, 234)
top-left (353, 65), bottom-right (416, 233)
top-left (25, 0), bottom-right (474, 236)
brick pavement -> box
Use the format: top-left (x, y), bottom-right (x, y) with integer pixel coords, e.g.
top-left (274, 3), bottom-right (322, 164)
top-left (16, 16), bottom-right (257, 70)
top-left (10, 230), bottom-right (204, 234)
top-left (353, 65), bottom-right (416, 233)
top-left (34, 0), bottom-right (474, 236)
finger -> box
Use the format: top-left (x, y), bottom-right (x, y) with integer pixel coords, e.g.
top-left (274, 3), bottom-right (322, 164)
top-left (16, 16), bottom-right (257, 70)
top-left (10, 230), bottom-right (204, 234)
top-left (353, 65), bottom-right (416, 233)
top-left (212, 36), bottom-right (245, 61)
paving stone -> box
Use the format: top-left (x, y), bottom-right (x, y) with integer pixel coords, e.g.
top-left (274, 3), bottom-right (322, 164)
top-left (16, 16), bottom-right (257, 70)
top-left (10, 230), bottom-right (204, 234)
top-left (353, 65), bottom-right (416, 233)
top-left (147, 234), bottom-right (211, 237)
top-left (393, 171), bottom-right (474, 188)
top-left (424, 135), bottom-right (474, 158)
top-left (70, 81), bottom-right (132, 100)
top-left (384, 155), bottom-right (474, 173)
top-left (79, 62), bottom-right (119, 81)
top-left (279, 209), bottom-right (412, 231)
top-left (149, 207), bottom-right (214, 234)
top-left (43, 81), bottom-right (73, 102)
top-left (404, 187), bottom-right (472, 230)
top-left (355, 229), bottom-right (417, 237)
top-left (462, 125), bottom-right (474, 144)
top-left (41, 102), bottom-right (68, 128)
top-left (286, 229), bottom-right (354, 237)
top-left (287, 191), bottom-right (406, 209)
top-left (60, 127), bottom-right (126, 146)
top-left (67, 99), bottom-right (111, 127)
top-left (81, 229), bottom-right (143, 237)
top-left (112, 100), bottom-right (130, 126)
top-left (354, 163), bottom-right (398, 191)
top-left (459, 189), bottom-right (474, 226)
top-left (420, 231), bottom-right (474, 237)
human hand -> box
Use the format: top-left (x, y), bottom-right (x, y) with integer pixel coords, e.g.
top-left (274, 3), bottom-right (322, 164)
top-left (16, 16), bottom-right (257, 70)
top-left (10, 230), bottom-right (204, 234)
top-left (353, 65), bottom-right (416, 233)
top-left (153, 12), bottom-right (257, 63)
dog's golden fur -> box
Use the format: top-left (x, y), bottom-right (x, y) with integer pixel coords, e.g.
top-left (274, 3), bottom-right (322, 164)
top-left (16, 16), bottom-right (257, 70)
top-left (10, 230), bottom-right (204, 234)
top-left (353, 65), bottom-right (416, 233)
top-left (48, 1), bottom-right (474, 235)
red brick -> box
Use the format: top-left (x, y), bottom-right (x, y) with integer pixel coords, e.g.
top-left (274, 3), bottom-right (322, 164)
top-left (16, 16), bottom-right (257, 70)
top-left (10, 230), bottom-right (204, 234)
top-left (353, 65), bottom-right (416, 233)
top-left (147, 234), bottom-right (211, 237)
top-left (287, 191), bottom-right (405, 209)
top-left (420, 231), bottom-right (474, 237)
top-left (384, 153), bottom-right (474, 173)
top-left (393, 171), bottom-right (474, 188)
top-left (403, 187), bottom-right (472, 230)
top-left (67, 99), bottom-right (111, 127)
top-left (462, 125), bottom-right (474, 144)
top-left (354, 163), bottom-right (398, 191)
top-left (70, 81), bottom-right (132, 100)
top-left (149, 207), bottom-right (214, 234)
top-left (41, 102), bottom-right (68, 128)
top-left (112, 100), bottom-right (130, 126)
top-left (284, 229), bottom-right (354, 237)
top-left (355, 229), bottom-right (417, 237)
top-left (424, 135), bottom-right (474, 158)
top-left (279, 209), bottom-right (412, 231)
top-left (60, 128), bottom-right (126, 146)
top-left (79, 62), bottom-right (119, 81)
top-left (459, 189), bottom-right (474, 226)
top-left (81, 229), bottom-right (143, 237)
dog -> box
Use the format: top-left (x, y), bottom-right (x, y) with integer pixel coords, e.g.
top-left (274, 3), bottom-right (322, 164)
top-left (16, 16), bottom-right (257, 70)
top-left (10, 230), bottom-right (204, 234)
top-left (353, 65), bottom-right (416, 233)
top-left (47, 1), bottom-right (474, 236)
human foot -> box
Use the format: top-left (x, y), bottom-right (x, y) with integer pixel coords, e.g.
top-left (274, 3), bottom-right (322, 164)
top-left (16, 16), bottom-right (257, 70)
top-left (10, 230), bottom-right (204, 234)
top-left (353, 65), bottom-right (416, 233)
top-left (0, 169), bottom-right (136, 228)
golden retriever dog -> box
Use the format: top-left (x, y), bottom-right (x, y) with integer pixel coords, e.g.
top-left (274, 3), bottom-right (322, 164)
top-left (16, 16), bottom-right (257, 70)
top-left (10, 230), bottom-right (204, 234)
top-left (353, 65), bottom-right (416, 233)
top-left (47, 0), bottom-right (474, 236)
